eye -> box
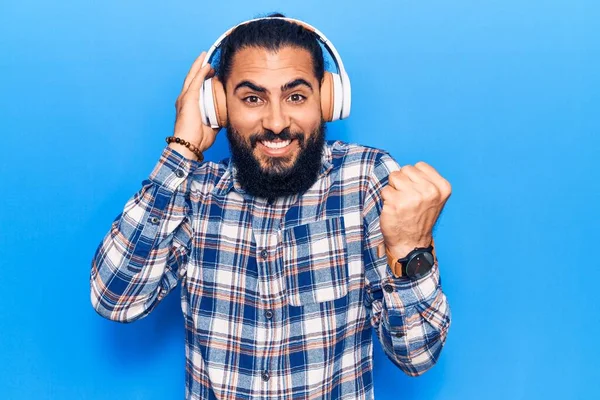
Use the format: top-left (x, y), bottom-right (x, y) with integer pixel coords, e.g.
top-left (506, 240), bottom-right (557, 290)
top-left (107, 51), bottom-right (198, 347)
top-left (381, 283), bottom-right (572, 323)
top-left (243, 95), bottom-right (263, 105)
top-left (288, 93), bottom-right (306, 103)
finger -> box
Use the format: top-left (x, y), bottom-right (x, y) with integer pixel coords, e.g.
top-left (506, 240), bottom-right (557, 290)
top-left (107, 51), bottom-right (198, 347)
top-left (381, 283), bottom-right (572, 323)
top-left (388, 170), bottom-right (413, 191)
top-left (381, 185), bottom-right (397, 203)
top-left (399, 164), bottom-right (434, 186)
top-left (182, 51), bottom-right (207, 90)
top-left (206, 68), bottom-right (216, 79)
top-left (382, 177), bottom-right (415, 207)
top-left (187, 63), bottom-right (214, 94)
top-left (181, 51), bottom-right (207, 92)
top-left (414, 162), bottom-right (452, 195)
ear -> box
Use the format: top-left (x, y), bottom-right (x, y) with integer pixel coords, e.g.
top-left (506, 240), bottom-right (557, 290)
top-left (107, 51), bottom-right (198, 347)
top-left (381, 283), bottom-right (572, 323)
top-left (320, 72), bottom-right (334, 122)
top-left (211, 75), bottom-right (228, 127)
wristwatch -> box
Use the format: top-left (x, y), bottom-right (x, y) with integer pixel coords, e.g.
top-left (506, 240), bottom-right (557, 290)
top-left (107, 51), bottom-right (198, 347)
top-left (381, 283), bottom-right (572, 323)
top-left (385, 243), bottom-right (436, 279)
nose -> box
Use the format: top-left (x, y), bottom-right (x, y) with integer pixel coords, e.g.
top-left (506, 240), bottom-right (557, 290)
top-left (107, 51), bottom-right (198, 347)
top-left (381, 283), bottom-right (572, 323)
top-left (261, 101), bottom-right (290, 134)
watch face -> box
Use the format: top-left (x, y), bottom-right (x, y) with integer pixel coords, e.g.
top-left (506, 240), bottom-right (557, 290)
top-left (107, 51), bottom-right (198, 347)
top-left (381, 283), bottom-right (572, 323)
top-left (406, 252), bottom-right (434, 278)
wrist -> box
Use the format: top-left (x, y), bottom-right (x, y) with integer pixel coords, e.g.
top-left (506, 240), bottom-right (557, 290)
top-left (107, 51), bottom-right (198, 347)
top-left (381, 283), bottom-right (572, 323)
top-left (386, 237), bottom-right (432, 260)
top-left (168, 142), bottom-right (200, 161)
top-left (384, 238), bottom-right (435, 279)
top-left (166, 136), bottom-right (204, 162)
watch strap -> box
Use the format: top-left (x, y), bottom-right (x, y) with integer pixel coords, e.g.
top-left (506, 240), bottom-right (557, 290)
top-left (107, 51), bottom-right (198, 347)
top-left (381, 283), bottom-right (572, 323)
top-left (381, 239), bottom-right (437, 277)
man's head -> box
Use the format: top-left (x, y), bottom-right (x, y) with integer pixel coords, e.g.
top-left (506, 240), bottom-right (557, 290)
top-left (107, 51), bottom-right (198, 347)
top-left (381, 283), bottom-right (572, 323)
top-left (216, 13), bottom-right (327, 200)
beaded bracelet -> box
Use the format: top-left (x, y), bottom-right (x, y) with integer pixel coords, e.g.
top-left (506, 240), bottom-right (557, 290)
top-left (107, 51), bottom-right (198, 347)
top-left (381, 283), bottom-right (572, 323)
top-left (165, 136), bottom-right (204, 162)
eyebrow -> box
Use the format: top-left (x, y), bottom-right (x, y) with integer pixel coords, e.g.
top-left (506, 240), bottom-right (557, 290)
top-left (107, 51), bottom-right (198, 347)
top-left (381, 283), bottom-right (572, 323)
top-left (282, 78), bottom-right (313, 93)
top-left (234, 78), bottom-right (313, 94)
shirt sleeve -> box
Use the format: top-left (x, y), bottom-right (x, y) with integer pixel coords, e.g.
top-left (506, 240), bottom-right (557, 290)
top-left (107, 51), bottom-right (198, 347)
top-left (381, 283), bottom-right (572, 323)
top-left (90, 146), bottom-right (199, 323)
top-left (362, 151), bottom-right (452, 376)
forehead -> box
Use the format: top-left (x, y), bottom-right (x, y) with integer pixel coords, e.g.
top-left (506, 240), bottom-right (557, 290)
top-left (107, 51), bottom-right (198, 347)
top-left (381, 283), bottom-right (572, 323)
top-left (228, 46), bottom-right (316, 88)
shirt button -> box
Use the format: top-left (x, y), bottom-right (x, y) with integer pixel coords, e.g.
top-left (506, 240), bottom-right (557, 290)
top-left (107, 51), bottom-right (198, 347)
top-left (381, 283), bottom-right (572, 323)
top-left (264, 310), bottom-right (273, 320)
top-left (383, 284), bottom-right (394, 293)
top-left (150, 216), bottom-right (160, 224)
top-left (261, 371), bottom-right (270, 381)
top-left (175, 169), bottom-right (185, 178)
top-left (260, 249), bottom-right (268, 259)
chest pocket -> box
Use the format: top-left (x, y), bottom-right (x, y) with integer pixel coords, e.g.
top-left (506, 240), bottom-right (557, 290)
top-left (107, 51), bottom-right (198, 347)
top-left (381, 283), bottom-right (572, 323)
top-left (281, 217), bottom-right (349, 306)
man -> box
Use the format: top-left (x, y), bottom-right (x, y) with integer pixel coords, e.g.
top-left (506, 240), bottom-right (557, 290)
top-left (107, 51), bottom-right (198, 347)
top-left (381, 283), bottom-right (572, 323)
top-left (91, 13), bottom-right (452, 400)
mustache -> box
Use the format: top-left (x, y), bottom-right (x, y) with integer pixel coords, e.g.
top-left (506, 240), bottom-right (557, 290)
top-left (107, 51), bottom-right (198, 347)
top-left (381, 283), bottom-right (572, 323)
top-left (249, 128), bottom-right (305, 148)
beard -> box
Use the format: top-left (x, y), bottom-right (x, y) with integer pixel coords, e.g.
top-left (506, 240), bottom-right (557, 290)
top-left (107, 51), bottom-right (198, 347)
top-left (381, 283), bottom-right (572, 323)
top-left (226, 120), bottom-right (326, 201)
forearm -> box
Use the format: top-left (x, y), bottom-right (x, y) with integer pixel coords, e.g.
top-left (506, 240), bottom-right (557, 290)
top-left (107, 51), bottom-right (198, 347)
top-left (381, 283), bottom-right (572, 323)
top-left (368, 262), bottom-right (451, 376)
top-left (362, 151), bottom-right (452, 376)
top-left (90, 146), bottom-right (197, 322)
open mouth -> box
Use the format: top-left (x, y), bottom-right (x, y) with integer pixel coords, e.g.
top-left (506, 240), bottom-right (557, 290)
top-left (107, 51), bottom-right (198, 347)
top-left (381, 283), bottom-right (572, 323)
top-left (261, 139), bottom-right (292, 149)
top-left (258, 139), bottom-right (295, 156)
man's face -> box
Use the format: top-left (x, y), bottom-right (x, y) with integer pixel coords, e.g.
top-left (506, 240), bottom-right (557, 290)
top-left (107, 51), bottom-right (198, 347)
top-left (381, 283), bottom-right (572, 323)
top-left (224, 45), bottom-right (325, 199)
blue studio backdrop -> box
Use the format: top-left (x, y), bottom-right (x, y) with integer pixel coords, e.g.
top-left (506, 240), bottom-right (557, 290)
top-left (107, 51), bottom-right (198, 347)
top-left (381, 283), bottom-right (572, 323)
top-left (1, 1), bottom-right (599, 399)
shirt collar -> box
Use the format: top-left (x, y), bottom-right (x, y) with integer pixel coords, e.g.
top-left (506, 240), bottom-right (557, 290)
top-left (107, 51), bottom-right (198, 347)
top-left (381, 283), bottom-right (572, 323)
top-left (213, 142), bottom-right (334, 197)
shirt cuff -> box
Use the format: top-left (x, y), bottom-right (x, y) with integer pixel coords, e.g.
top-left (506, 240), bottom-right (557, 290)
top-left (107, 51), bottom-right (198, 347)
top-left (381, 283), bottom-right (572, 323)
top-left (149, 146), bottom-right (201, 192)
top-left (382, 262), bottom-right (441, 309)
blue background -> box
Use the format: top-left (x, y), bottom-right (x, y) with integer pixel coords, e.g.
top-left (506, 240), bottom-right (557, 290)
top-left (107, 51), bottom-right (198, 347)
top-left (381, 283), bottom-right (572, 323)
top-left (1, 0), bottom-right (598, 399)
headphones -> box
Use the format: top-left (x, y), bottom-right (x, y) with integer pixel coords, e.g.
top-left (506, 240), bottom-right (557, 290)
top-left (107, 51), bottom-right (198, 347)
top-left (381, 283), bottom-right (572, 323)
top-left (199, 17), bottom-right (352, 129)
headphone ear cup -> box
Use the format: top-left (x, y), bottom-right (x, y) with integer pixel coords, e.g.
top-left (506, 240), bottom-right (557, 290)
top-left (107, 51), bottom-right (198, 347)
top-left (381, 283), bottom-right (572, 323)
top-left (330, 72), bottom-right (343, 122)
top-left (200, 79), bottom-right (215, 128)
top-left (211, 76), bottom-right (227, 128)
top-left (199, 80), bottom-right (210, 127)
top-left (320, 72), bottom-right (334, 122)
top-left (200, 77), bottom-right (228, 128)
top-left (321, 71), bottom-right (344, 122)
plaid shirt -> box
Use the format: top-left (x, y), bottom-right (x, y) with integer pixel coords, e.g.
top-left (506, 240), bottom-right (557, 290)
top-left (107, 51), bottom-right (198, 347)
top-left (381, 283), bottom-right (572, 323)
top-left (90, 140), bottom-right (452, 400)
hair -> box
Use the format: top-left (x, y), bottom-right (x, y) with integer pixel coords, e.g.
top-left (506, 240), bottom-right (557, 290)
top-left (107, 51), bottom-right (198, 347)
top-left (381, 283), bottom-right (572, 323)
top-left (215, 12), bottom-right (325, 86)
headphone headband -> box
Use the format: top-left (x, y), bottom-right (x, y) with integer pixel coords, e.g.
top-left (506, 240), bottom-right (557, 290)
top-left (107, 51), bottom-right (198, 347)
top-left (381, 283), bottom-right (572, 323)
top-left (202, 17), bottom-right (348, 83)
top-left (199, 17), bottom-right (351, 127)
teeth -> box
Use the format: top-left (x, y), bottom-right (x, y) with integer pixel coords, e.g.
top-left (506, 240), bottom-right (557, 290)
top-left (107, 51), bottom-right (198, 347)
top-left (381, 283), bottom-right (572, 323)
top-left (262, 140), bottom-right (291, 149)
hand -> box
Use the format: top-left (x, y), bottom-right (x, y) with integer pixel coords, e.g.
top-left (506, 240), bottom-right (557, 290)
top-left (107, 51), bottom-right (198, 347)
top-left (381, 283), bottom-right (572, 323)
top-left (380, 161), bottom-right (452, 259)
top-left (171, 51), bottom-right (220, 159)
